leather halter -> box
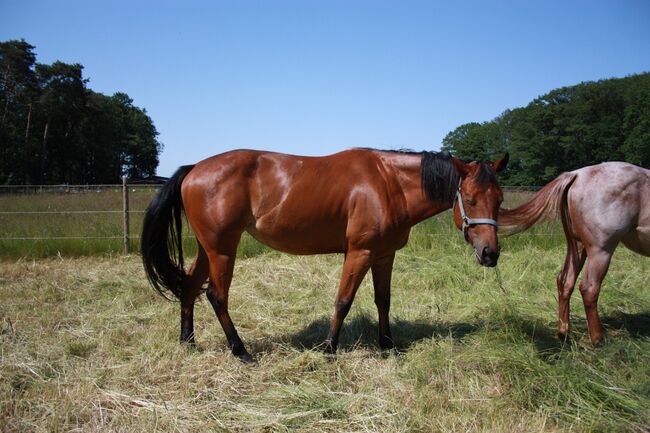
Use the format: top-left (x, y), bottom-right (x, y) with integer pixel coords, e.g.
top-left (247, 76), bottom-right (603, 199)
top-left (453, 179), bottom-right (499, 241)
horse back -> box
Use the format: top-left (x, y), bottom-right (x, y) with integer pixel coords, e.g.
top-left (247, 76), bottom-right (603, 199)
top-left (568, 162), bottom-right (650, 254)
top-left (181, 149), bottom-right (408, 254)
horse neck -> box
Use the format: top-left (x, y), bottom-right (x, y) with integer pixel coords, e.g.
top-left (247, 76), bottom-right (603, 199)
top-left (379, 152), bottom-right (453, 225)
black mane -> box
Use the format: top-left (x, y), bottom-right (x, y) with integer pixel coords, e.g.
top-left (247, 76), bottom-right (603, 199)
top-left (361, 148), bottom-right (496, 204)
top-left (420, 151), bottom-right (460, 203)
top-left (420, 151), bottom-right (497, 203)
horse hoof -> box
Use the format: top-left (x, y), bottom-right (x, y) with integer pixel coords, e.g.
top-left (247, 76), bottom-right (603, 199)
top-left (379, 336), bottom-right (394, 350)
top-left (180, 329), bottom-right (196, 343)
top-left (321, 340), bottom-right (337, 355)
top-left (236, 352), bottom-right (255, 364)
top-left (590, 336), bottom-right (605, 347)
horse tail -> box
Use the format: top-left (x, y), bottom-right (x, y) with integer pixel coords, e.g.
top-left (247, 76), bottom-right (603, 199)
top-left (141, 165), bottom-right (195, 300)
top-left (498, 172), bottom-right (577, 236)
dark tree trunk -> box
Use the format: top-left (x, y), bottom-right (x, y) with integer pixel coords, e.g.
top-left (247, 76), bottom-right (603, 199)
top-left (40, 120), bottom-right (49, 183)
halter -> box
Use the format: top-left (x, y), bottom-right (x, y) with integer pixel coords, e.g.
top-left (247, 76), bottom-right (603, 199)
top-left (453, 179), bottom-right (499, 241)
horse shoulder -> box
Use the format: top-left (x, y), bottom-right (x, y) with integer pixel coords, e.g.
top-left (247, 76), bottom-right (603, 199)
top-left (344, 156), bottom-right (411, 250)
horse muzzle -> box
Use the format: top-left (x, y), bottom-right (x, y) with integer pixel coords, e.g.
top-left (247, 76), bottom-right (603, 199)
top-left (475, 244), bottom-right (500, 267)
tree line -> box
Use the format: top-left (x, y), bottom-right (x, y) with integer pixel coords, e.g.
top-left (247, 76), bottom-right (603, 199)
top-left (442, 73), bottom-right (650, 185)
top-left (0, 39), bottom-right (161, 185)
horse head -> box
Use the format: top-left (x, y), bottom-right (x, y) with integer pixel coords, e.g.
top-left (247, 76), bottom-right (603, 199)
top-left (451, 154), bottom-right (509, 267)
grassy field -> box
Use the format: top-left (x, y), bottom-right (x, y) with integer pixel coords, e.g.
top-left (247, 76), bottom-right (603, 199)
top-left (1, 199), bottom-right (649, 432)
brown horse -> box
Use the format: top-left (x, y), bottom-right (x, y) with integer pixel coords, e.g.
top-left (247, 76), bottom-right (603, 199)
top-left (142, 148), bottom-right (508, 361)
top-left (499, 162), bottom-right (650, 344)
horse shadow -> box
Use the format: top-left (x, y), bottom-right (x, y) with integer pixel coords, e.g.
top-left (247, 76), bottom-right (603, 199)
top-left (243, 310), bottom-right (650, 359)
top-left (601, 311), bottom-right (650, 338)
top-left (249, 313), bottom-right (480, 355)
top-left (497, 310), bottom-right (650, 360)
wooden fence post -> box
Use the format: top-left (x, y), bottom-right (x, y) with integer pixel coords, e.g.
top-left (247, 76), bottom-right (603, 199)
top-left (122, 176), bottom-right (130, 254)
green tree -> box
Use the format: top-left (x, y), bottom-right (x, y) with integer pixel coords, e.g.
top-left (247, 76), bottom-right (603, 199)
top-left (34, 61), bottom-right (87, 183)
top-left (0, 39), bottom-right (162, 184)
top-left (0, 39), bottom-right (37, 183)
top-left (443, 73), bottom-right (650, 185)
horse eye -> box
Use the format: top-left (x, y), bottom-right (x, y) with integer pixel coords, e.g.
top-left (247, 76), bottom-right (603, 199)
top-left (467, 197), bottom-right (477, 206)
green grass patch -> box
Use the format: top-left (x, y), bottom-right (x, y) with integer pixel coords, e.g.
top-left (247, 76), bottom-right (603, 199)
top-left (1, 188), bottom-right (648, 431)
top-left (1, 230), bottom-right (649, 431)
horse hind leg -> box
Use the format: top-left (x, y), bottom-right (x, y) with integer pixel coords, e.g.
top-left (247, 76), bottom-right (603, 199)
top-left (203, 232), bottom-right (253, 362)
top-left (371, 253), bottom-right (395, 350)
top-left (180, 243), bottom-right (209, 343)
top-left (556, 241), bottom-right (586, 341)
top-left (578, 248), bottom-right (614, 344)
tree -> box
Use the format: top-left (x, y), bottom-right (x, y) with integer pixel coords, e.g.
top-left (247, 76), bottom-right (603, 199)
top-left (0, 39), bottom-right (162, 184)
top-left (34, 61), bottom-right (87, 183)
top-left (0, 39), bottom-right (37, 183)
top-left (442, 73), bottom-right (650, 185)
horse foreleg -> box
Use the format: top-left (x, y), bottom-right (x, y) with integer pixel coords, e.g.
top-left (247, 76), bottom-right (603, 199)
top-left (578, 249), bottom-right (613, 344)
top-left (556, 241), bottom-right (586, 341)
top-left (204, 238), bottom-right (253, 363)
top-left (323, 248), bottom-right (373, 354)
top-left (180, 244), bottom-right (209, 343)
top-left (371, 253), bottom-right (395, 350)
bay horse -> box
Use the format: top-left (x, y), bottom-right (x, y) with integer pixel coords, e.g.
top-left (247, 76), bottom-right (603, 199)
top-left (141, 148), bottom-right (509, 362)
top-left (499, 162), bottom-right (650, 344)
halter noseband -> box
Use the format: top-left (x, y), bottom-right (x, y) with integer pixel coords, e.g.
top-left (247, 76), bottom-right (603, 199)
top-left (453, 179), bottom-right (499, 241)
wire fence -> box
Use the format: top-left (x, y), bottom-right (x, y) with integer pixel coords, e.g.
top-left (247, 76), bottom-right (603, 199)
top-left (0, 179), bottom-right (161, 254)
top-left (0, 183), bottom-right (554, 255)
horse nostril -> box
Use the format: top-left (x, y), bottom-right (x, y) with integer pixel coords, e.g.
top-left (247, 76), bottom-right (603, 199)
top-left (481, 246), bottom-right (499, 263)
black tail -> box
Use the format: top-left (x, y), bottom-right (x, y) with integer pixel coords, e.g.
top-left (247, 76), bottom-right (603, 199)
top-left (141, 165), bottom-right (195, 300)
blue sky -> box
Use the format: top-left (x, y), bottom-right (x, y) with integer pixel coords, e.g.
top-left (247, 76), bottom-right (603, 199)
top-left (2, 0), bottom-right (649, 176)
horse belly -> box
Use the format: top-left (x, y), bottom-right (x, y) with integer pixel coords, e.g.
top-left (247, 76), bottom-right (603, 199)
top-left (622, 227), bottom-right (650, 256)
top-left (246, 220), bottom-right (348, 255)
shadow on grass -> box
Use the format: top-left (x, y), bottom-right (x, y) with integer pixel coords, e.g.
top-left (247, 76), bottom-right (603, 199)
top-left (210, 309), bottom-right (650, 359)
top-left (601, 311), bottom-right (650, 338)
top-left (490, 309), bottom-right (650, 361)
top-left (515, 318), bottom-right (569, 357)
top-left (250, 314), bottom-right (480, 354)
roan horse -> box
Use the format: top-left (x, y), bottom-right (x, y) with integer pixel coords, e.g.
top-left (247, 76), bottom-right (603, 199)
top-left (141, 148), bottom-right (509, 362)
top-left (499, 162), bottom-right (650, 344)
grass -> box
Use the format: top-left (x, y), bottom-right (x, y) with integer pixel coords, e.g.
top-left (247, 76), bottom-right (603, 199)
top-left (1, 206), bottom-right (649, 431)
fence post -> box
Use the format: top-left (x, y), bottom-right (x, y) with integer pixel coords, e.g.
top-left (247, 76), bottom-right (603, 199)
top-left (122, 176), bottom-right (130, 254)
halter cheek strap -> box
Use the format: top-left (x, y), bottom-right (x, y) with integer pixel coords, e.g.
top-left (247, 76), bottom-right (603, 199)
top-left (453, 180), bottom-right (499, 241)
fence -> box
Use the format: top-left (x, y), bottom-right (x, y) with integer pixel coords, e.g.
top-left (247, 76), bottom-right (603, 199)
top-left (0, 183), bottom-right (544, 257)
top-left (0, 179), bottom-right (161, 255)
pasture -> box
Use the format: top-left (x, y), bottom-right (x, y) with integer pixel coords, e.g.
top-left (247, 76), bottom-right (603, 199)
top-left (1, 190), bottom-right (649, 432)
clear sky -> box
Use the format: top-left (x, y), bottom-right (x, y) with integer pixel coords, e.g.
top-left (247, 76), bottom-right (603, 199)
top-left (2, 0), bottom-right (649, 176)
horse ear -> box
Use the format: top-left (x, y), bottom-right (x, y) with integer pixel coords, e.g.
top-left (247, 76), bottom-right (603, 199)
top-left (492, 153), bottom-right (509, 173)
top-left (452, 157), bottom-right (470, 178)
